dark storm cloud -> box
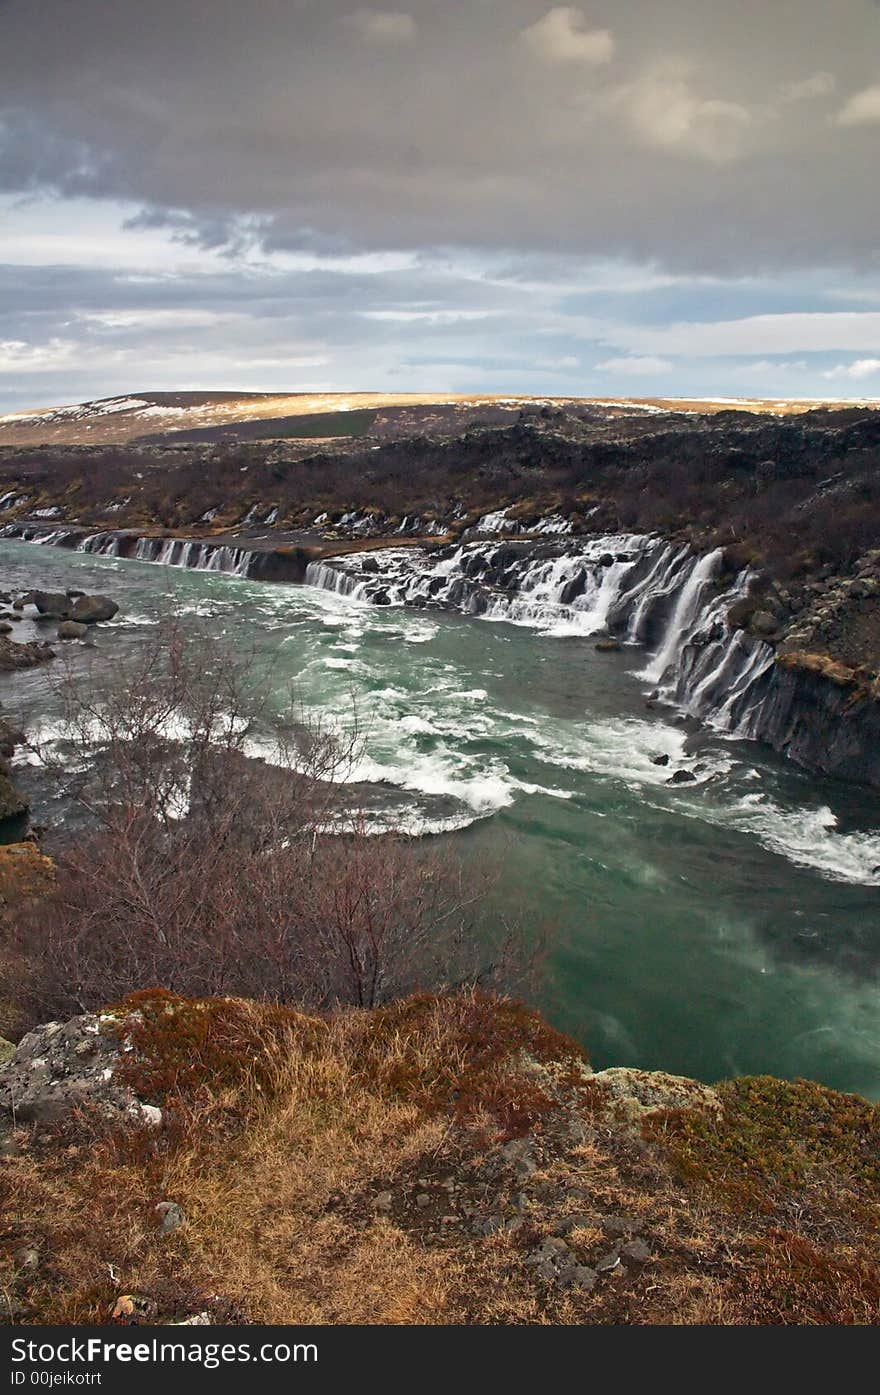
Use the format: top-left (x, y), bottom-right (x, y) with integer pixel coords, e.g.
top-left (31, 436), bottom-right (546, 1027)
top-left (2, 0), bottom-right (880, 274)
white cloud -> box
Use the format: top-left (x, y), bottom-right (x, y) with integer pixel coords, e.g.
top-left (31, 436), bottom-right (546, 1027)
top-left (80, 309), bottom-right (242, 330)
top-left (603, 312), bottom-right (880, 357)
top-left (362, 309), bottom-right (495, 324)
top-left (823, 358), bottom-right (880, 380)
top-left (835, 83), bottom-right (880, 126)
top-left (595, 354), bottom-right (673, 376)
top-left (610, 65), bottom-right (752, 162)
top-left (343, 10), bottom-right (417, 45)
top-left (519, 8), bottom-right (615, 65)
top-left (0, 338), bottom-right (76, 372)
top-left (779, 71), bottom-right (836, 103)
top-left (739, 359), bottom-right (809, 375)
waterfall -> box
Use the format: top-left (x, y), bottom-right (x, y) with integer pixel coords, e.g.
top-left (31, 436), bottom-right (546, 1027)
top-left (129, 537), bottom-right (254, 575)
top-left (3, 518), bottom-right (783, 748)
top-left (83, 532), bottom-right (121, 557)
top-left (6, 525), bottom-right (255, 577)
top-left (303, 559), bottom-right (371, 598)
top-left (637, 548), bottom-right (724, 684)
top-left (302, 535), bottom-right (778, 741)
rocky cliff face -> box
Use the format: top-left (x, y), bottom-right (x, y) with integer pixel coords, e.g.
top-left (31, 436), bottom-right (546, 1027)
top-left (1, 990), bottom-right (877, 1326)
top-left (747, 653), bottom-right (880, 789)
top-left (300, 532), bottom-right (880, 792)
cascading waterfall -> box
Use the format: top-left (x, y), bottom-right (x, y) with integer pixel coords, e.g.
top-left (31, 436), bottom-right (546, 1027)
top-left (303, 535), bottom-right (777, 740)
top-left (1, 524), bottom-right (256, 577)
top-left (636, 547), bottom-right (724, 685)
top-left (3, 518), bottom-right (780, 746)
top-left (130, 536), bottom-right (253, 575)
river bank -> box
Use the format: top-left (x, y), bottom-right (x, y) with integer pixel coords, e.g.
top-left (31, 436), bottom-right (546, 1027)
top-left (1, 536), bottom-right (878, 1095)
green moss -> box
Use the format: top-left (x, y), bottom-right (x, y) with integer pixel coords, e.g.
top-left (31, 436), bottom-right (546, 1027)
top-left (645, 1074), bottom-right (880, 1215)
top-left (259, 410), bottom-right (377, 440)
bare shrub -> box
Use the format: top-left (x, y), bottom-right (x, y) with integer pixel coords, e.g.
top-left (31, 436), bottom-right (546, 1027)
top-left (3, 619), bottom-right (539, 1026)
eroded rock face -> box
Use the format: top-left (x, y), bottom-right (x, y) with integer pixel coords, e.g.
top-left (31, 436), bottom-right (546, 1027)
top-left (751, 653), bottom-right (880, 789)
top-left (0, 1013), bottom-right (160, 1131)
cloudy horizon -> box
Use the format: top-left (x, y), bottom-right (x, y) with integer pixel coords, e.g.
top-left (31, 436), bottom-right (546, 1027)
top-left (2, 0), bottom-right (880, 412)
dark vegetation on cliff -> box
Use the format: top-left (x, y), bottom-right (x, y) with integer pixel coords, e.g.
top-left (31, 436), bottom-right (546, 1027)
top-left (3, 406), bottom-right (879, 572)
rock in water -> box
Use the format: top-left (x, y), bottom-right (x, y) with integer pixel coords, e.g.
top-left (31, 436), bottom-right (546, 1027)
top-left (33, 591), bottom-right (71, 619)
top-left (68, 594), bottom-right (119, 624)
top-left (57, 620), bottom-right (89, 640)
top-left (0, 637), bottom-right (54, 671)
top-left (667, 769), bottom-right (697, 785)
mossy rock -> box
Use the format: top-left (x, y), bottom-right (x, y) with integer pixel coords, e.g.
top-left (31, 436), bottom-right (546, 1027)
top-left (586, 1066), bottom-right (722, 1138)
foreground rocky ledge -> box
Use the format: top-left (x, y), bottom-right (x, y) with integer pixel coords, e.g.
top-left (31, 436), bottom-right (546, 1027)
top-left (1, 991), bottom-right (877, 1326)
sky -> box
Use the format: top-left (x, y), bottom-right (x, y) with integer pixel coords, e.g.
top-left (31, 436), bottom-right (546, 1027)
top-left (2, 0), bottom-right (880, 412)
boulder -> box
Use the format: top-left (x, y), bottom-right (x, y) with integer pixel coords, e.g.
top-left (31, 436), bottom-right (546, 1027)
top-left (0, 637), bottom-right (55, 671)
top-left (68, 594), bottom-right (119, 624)
top-left (726, 596), bottom-right (756, 630)
top-left (594, 637), bottom-right (621, 652)
top-left (0, 622), bottom-right (10, 635)
top-left (33, 590), bottom-right (71, 619)
top-left (0, 1012), bottom-right (161, 1131)
top-left (57, 620), bottom-right (89, 641)
top-left (667, 769), bottom-right (697, 785)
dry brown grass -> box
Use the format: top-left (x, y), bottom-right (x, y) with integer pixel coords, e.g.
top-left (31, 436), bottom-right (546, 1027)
top-left (2, 992), bottom-right (878, 1326)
